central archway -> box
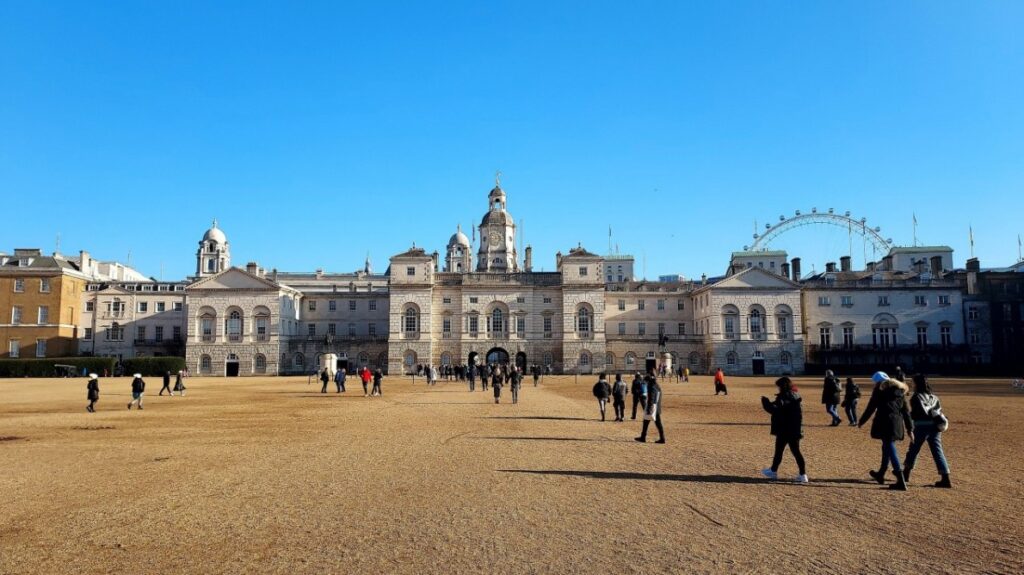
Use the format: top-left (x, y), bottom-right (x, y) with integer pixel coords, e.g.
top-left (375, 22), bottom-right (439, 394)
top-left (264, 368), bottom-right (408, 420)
top-left (486, 347), bottom-right (510, 365)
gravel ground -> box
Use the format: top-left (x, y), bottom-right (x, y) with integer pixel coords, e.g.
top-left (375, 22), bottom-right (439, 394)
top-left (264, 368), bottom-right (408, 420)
top-left (1, 374), bottom-right (1022, 574)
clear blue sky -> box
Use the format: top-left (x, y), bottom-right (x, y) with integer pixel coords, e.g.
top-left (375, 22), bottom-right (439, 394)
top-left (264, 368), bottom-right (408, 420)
top-left (2, 1), bottom-right (1022, 280)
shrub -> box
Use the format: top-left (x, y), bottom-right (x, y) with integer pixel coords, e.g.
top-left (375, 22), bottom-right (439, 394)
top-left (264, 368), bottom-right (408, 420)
top-left (119, 357), bottom-right (187, 377)
top-left (0, 357), bottom-right (117, 378)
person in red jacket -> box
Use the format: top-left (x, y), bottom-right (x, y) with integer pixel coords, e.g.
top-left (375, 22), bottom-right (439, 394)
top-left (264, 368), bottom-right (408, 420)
top-left (360, 367), bottom-right (372, 396)
top-left (714, 368), bottom-right (728, 396)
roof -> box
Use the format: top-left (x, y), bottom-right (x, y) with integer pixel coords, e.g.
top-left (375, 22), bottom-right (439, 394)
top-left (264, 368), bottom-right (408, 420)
top-left (202, 220), bottom-right (227, 243)
top-left (731, 250), bottom-right (788, 258)
top-left (480, 210), bottom-right (513, 227)
top-left (563, 246), bottom-right (600, 258)
top-left (0, 252), bottom-right (85, 275)
top-left (391, 247), bottom-right (430, 259)
top-left (448, 226), bottom-right (470, 247)
top-left (888, 246), bottom-right (952, 254)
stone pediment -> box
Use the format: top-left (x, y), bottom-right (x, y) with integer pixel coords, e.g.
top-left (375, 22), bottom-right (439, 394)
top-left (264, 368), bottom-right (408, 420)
top-left (707, 267), bottom-right (800, 290)
top-left (187, 267), bottom-right (281, 291)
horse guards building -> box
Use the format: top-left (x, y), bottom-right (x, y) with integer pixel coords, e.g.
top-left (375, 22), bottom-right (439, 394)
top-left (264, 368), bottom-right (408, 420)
top-left (3, 180), bottom-right (1022, 377)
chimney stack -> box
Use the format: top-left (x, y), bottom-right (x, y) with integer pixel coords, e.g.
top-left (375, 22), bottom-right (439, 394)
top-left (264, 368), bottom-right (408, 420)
top-left (525, 246), bottom-right (533, 272)
top-left (866, 261), bottom-right (876, 272)
top-left (246, 262), bottom-right (259, 275)
top-left (825, 261), bottom-right (837, 273)
top-left (781, 262), bottom-right (790, 278)
top-left (966, 257), bottom-right (980, 295)
top-left (79, 250), bottom-right (92, 275)
top-left (791, 258), bottom-right (802, 281)
top-left (840, 256), bottom-right (852, 272)
top-left (930, 255), bottom-right (943, 277)
top-left (882, 255), bottom-right (894, 271)
top-left (966, 257), bottom-right (981, 272)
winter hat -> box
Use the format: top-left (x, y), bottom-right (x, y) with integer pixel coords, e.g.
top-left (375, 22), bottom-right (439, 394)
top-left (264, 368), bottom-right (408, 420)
top-left (133, 373), bottom-right (142, 378)
top-left (88, 373), bottom-right (98, 379)
top-left (872, 371), bottom-right (889, 385)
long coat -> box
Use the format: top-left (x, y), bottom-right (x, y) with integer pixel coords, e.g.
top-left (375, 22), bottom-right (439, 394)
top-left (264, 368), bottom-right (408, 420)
top-left (87, 379), bottom-right (99, 400)
top-left (821, 375), bottom-right (842, 405)
top-left (762, 390), bottom-right (803, 440)
top-left (860, 379), bottom-right (914, 441)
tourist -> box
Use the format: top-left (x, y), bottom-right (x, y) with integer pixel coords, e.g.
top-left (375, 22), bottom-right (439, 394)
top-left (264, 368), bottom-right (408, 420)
top-left (86, 373), bottom-right (99, 412)
top-left (510, 367), bottom-right (522, 404)
top-left (894, 366), bottom-right (906, 383)
top-left (159, 371), bottom-right (172, 396)
top-left (127, 373), bottom-right (146, 410)
top-left (859, 371), bottom-right (914, 490)
top-left (684, 367), bottom-right (690, 383)
top-left (372, 369), bottom-right (383, 396)
top-left (173, 370), bottom-right (186, 396)
top-left (760, 377), bottom-right (808, 483)
top-left (592, 373), bottom-right (611, 421)
top-left (468, 363), bottom-right (477, 392)
top-left (630, 373), bottom-right (647, 420)
top-left (635, 375), bottom-right (665, 443)
top-left (714, 368), bottom-right (728, 396)
top-left (335, 368), bottom-right (346, 393)
top-left (492, 371), bottom-right (503, 404)
top-left (532, 364), bottom-right (540, 387)
top-left (822, 370), bottom-right (842, 426)
top-left (612, 374), bottom-right (628, 422)
top-left (320, 368), bottom-right (330, 393)
top-left (426, 364), bottom-right (434, 386)
top-left (481, 364), bottom-right (490, 392)
top-left (361, 367), bottom-right (372, 396)
top-left (902, 374), bottom-right (952, 488)
top-left (842, 377), bottom-right (861, 426)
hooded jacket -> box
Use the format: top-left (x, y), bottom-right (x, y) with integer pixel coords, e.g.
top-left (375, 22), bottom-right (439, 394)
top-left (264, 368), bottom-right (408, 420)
top-left (860, 378), bottom-right (914, 441)
top-left (87, 378), bottom-right (99, 400)
top-left (821, 372), bottom-right (842, 405)
top-left (762, 390), bottom-right (803, 440)
top-left (592, 379), bottom-right (611, 399)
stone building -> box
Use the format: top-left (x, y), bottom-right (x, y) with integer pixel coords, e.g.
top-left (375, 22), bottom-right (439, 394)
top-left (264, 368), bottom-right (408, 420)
top-left (604, 280), bottom-right (697, 374)
top-left (79, 281), bottom-right (187, 361)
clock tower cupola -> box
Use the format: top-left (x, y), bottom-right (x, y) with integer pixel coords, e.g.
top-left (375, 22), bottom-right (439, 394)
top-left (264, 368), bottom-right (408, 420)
top-left (476, 173), bottom-right (518, 273)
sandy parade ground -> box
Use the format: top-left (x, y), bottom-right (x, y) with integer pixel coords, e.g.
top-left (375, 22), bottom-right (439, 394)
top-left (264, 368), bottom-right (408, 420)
top-left (1, 373), bottom-right (1022, 574)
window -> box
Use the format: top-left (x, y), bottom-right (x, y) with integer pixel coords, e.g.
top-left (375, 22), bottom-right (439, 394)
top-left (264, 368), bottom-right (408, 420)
top-left (35, 339), bottom-right (46, 357)
top-left (678, 323), bottom-right (686, 335)
top-left (543, 297), bottom-right (552, 304)
top-left (40, 278), bottom-right (50, 293)
top-left (173, 326), bottom-right (182, 341)
top-left (917, 326), bottom-right (928, 348)
top-left (638, 300), bottom-right (645, 311)
top-left (307, 323), bottom-right (316, 336)
top-left (85, 301), bottom-right (94, 312)
top-left (156, 302), bottom-right (166, 312)
top-left (781, 351), bottom-right (791, 366)
top-left (658, 323), bottom-right (666, 336)
top-left (657, 299), bottom-right (665, 311)
top-left (724, 317), bottom-right (736, 339)
top-left (201, 316), bottom-right (214, 341)
top-left (469, 297), bottom-right (479, 304)
top-left (469, 316), bottom-right (479, 334)
top-left (201, 355), bottom-right (213, 374)
top-left (938, 295), bottom-right (951, 306)
top-left (368, 323), bottom-right (377, 337)
top-left (369, 300), bottom-right (377, 311)
top-left (227, 310), bottom-right (242, 342)
top-left (329, 300), bottom-right (337, 312)
top-left (517, 316), bottom-right (525, 335)
top-left (577, 308), bottom-right (590, 334)
top-left (328, 323), bottom-right (337, 336)
top-left (969, 329), bottom-right (980, 345)
top-left (625, 353), bottom-right (636, 367)
top-left (819, 327), bottom-right (832, 348)
top-left (84, 328), bottom-right (93, 340)
top-left (818, 296), bottom-right (831, 307)
top-left (579, 352), bottom-right (590, 366)
top-left (749, 310), bottom-right (762, 335)
top-left (638, 322), bottom-right (646, 336)
top-left (254, 354), bottom-right (267, 374)
top-left (348, 323), bottom-right (356, 336)
top-left (914, 295), bottom-right (927, 306)
top-left (106, 323), bottom-right (123, 341)
top-left (155, 326), bottom-right (164, 342)
top-left (677, 300), bottom-right (685, 310)
top-left (138, 302), bottom-right (148, 313)
top-left (516, 296), bottom-right (525, 304)
top-left (726, 351), bottom-right (737, 366)
top-left (618, 300), bottom-right (625, 311)
top-left (308, 300), bottom-right (317, 312)
top-left (618, 322), bottom-right (626, 335)
top-left (255, 317), bottom-right (268, 341)
top-left (404, 308), bottom-right (418, 333)
top-left (968, 306), bottom-right (980, 320)
top-left (579, 266), bottom-right (588, 276)
top-left (406, 267), bottom-right (416, 276)
top-left (37, 306), bottom-right (48, 324)
top-left (349, 300), bottom-right (357, 311)
top-left (443, 318), bottom-right (452, 334)
top-left (872, 328), bottom-right (895, 349)
top-left (843, 327), bottom-right (854, 349)
top-left (137, 325), bottom-right (147, 342)
top-left (941, 326), bottom-right (952, 348)
top-left (173, 302), bottom-right (182, 312)
top-left (293, 354), bottom-right (305, 370)
top-left (841, 296), bottom-right (853, 307)
top-left (8, 340), bottom-right (19, 358)
top-left (11, 306), bottom-right (22, 325)
top-left (492, 309), bottom-right (505, 333)
top-left (13, 279), bottom-right (24, 292)
top-left (878, 295), bottom-right (890, 307)
top-left (1003, 303), bottom-right (1013, 319)
top-left (543, 316), bottom-right (552, 337)
top-left (777, 316), bottom-right (789, 338)
top-left (443, 297), bottom-right (451, 304)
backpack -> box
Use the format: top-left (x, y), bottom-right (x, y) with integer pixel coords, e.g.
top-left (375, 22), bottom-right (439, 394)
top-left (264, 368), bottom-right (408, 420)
top-left (592, 381), bottom-right (606, 398)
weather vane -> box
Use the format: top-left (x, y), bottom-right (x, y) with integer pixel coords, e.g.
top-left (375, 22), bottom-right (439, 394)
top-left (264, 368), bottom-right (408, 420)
top-left (495, 170), bottom-right (502, 187)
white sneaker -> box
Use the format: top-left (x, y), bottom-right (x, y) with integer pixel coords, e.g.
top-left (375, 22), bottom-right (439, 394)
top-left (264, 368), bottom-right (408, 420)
top-left (794, 474), bottom-right (809, 483)
top-left (761, 468), bottom-right (778, 480)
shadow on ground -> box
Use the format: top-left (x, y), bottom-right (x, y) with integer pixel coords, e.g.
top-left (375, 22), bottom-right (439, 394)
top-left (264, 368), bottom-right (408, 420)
top-left (500, 469), bottom-right (874, 487)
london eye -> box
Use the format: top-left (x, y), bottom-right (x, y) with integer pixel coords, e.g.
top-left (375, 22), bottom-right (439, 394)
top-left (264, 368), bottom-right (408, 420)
top-left (744, 208), bottom-right (895, 263)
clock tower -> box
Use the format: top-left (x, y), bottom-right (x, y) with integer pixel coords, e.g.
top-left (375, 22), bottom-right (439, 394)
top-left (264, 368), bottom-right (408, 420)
top-left (476, 177), bottom-right (519, 273)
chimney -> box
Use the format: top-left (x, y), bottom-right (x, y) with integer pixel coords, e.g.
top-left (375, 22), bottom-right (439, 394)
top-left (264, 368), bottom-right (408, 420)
top-left (840, 256), bottom-right (852, 272)
top-left (432, 251), bottom-right (439, 272)
top-left (930, 256), bottom-right (943, 277)
top-left (825, 261), bottom-right (837, 273)
top-left (966, 257), bottom-right (980, 295)
top-left (781, 262), bottom-right (790, 278)
top-left (525, 246), bottom-right (533, 272)
top-left (966, 257), bottom-right (981, 272)
top-left (271, 268), bottom-right (278, 283)
top-left (866, 261), bottom-right (876, 272)
top-left (246, 262), bottom-right (259, 275)
top-left (79, 250), bottom-right (92, 274)
top-left (882, 255), bottom-right (894, 271)
top-left (556, 251), bottom-right (563, 268)
top-left (791, 258), bottom-right (802, 281)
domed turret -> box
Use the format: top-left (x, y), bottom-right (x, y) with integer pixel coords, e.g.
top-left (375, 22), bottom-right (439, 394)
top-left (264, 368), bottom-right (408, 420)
top-left (196, 219), bottom-right (231, 277)
top-left (203, 219), bottom-right (227, 244)
top-left (445, 225), bottom-right (472, 273)
top-left (449, 224), bottom-right (471, 248)
top-left (477, 174), bottom-right (518, 273)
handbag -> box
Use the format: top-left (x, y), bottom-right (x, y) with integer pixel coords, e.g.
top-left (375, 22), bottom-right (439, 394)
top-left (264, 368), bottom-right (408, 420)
top-left (644, 403), bottom-right (658, 421)
top-left (932, 408), bottom-right (949, 432)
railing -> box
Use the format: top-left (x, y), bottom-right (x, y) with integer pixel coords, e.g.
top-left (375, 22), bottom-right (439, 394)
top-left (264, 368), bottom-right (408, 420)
top-left (101, 311), bottom-right (127, 320)
top-left (201, 335), bottom-right (215, 343)
top-left (228, 334), bottom-right (242, 343)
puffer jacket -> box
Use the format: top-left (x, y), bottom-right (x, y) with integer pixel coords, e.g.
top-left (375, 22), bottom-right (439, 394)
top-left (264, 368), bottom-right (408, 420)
top-left (860, 379), bottom-right (914, 441)
top-left (762, 390), bottom-right (803, 440)
top-left (821, 374), bottom-right (841, 405)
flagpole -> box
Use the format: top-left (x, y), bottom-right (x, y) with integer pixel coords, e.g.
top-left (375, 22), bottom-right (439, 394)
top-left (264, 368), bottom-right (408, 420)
top-left (969, 225), bottom-right (975, 259)
top-left (912, 213), bottom-right (918, 247)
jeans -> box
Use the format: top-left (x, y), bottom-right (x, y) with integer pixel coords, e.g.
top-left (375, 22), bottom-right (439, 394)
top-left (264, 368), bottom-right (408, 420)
top-left (904, 423), bottom-right (950, 475)
top-left (511, 388), bottom-right (519, 404)
top-left (879, 440), bottom-right (903, 475)
top-left (640, 413), bottom-right (665, 441)
top-left (771, 436), bottom-right (806, 475)
top-left (597, 399), bottom-right (608, 419)
top-left (613, 397), bottom-right (625, 420)
top-left (844, 399), bottom-right (859, 424)
top-left (825, 403), bottom-right (841, 422)
top-left (631, 395), bottom-right (647, 419)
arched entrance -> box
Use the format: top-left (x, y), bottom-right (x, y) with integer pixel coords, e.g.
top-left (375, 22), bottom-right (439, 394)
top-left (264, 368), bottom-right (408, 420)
top-left (752, 351), bottom-right (766, 375)
top-left (515, 351), bottom-right (527, 372)
top-left (486, 347), bottom-right (510, 365)
top-left (468, 351), bottom-right (479, 367)
top-left (225, 353), bottom-right (240, 377)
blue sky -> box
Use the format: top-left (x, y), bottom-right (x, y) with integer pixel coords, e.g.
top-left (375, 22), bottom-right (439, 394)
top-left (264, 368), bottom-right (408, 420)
top-left (2, 1), bottom-right (1022, 280)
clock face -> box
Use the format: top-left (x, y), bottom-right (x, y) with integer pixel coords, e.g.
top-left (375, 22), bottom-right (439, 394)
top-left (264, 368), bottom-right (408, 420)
top-left (489, 231), bottom-right (502, 245)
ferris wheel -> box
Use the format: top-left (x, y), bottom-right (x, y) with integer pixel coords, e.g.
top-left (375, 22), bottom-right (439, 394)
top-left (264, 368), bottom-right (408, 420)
top-left (745, 208), bottom-right (894, 260)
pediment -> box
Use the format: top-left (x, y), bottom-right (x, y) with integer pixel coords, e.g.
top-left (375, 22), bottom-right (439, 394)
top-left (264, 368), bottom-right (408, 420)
top-left (187, 268), bottom-right (281, 291)
top-left (710, 267), bottom-right (800, 290)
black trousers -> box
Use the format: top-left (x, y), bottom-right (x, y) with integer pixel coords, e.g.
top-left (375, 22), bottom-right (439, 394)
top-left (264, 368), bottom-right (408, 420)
top-left (640, 415), bottom-right (665, 440)
top-left (631, 395), bottom-right (647, 419)
top-left (159, 383), bottom-right (171, 395)
top-left (771, 436), bottom-right (806, 475)
top-left (613, 397), bottom-right (625, 420)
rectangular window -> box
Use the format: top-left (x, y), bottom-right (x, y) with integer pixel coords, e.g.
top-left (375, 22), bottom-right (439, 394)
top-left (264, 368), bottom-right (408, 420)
top-left (11, 306), bottom-right (22, 325)
top-left (369, 300), bottom-right (377, 311)
top-left (638, 322), bottom-right (646, 336)
top-left (938, 295), bottom-right (951, 306)
top-left (872, 328), bottom-right (895, 349)
top-left (516, 296), bottom-right (526, 304)
top-left (13, 279), bottom-right (24, 292)
top-left (368, 323), bottom-right (377, 337)
top-left (777, 317), bottom-right (789, 338)
top-left (914, 295), bottom-right (927, 306)
top-left (677, 300), bottom-right (685, 311)
top-left (329, 300), bottom-right (337, 311)
top-left (40, 278), bottom-right (50, 293)
top-left (348, 323), bottom-right (356, 336)
top-left (308, 300), bottom-right (317, 311)
top-left (8, 340), bottom-right (19, 358)
top-left (657, 299), bottom-right (665, 311)
top-left (658, 323), bottom-right (666, 336)
top-left (818, 296), bottom-right (831, 307)
top-left (349, 300), bottom-right (356, 311)
top-left (37, 306), bottom-right (48, 324)
top-left (137, 325), bottom-right (146, 341)
top-left (841, 296), bottom-right (853, 307)
top-left (543, 316), bottom-right (552, 337)
top-left (173, 326), bottom-right (182, 341)
top-left (469, 297), bottom-right (479, 304)
top-left (517, 317), bottom-right (525, 335)
top-left (255, 318), bottom-right (267, 341)
top-left (843, 326), bottom-right (854, 349)
top-left (84, 328), bottom-right (93, 340)
top-left (917, 326), bottom-right (928, 348)
top-left (35, 339), bottom-right (46, 357)
top-left (968, 306), bottom-right (980, 320)
top-left (819, 327), bottom-right (832, 348)
top-left (941, 326), bottom-right (952, 348)
top-left (725, 317), bottom-right (735, 338)
top-left (173, 302), bottom-right (182, 312)
top-left (406, 267), bottom-right (416, 276)
top-left (156, 302), bottom-right (166, 312)
top-left (307, 323), bottom-right (316, 336)
top-left (1003, 303), bottom-right (1013, 319)
top-left (138, 302), bottom-right (148, 313)
top-left (969, 329), bottom-right (980, 345)
top-left (638, 300), bottom-right (645, 310)
top-left (85, 301), bottom-right (94, 312)
top-left (678, 322), bottom-right (686, 335)
top-left (618, 299), bottom-right (625, 311)
top-left (155, 326), bottom-right (164, 342)
top-left (443, 297), bottom-right (452, 304)
top-left (469, 316), bottom-right (479, 334)
top-left (618, 322), bottom-right (626, 335)
top-left (579, 266), bottom-right (588, 276)
top-left (878, 296), bottom-right (890, 307)
top-left (442, 318), bottom-right (451, 333)
top-left (328, 323), bottom-right (336, 336)
top-left (543, 297), bottom-right (552, 304)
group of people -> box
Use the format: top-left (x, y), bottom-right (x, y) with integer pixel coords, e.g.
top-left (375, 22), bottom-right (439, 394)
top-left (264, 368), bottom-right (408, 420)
top-left (84, 370), bottom-right (186, 412)
top-left (764, 368), bottom-right (952, 489)
top-left (592, 372), bottom-right (666, 442)
top-left (320, 367), bottom-right (383, 396)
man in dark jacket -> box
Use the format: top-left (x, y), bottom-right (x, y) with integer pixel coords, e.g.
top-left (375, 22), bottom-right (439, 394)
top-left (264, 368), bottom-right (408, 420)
top-left (612, 374), bottom-right (628, 422)
top-left (320, 368), bottom-right (330, 393)
top-left (468, 363), bottom-right (477, 392)
top-left (821, 370), bottom-right (842, 426)
top-left (127, 374), bottom-right (146, 410)
top-left (635, 376), bottom-right (665, 443)
top-left (630, 373), bottom-right (647, 420)
top-left (86, 373), bottom-right (100, 412)
top-left (510, 368), bottom-right (522, 404)
top-left (592, 373), bottom-right (612, 421)
top-left (335, 368), bottom-right (346, 393)
top-left (859, 371), bottom-right (914, 490)
top-left (761, 377), bottom-right (807, 482)
top-left (159, 371), bottom-right (172, 396)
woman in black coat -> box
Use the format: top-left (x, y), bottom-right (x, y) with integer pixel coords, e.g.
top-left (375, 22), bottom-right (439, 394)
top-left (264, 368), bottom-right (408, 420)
top-left (821, 370), bottom-right (842, 426)
top-left (859, 371), bottom-right (914, 490)
top-left (761, 377), bottom-right (807, 482)
top-left (86, 374), bottom-right (100, 412)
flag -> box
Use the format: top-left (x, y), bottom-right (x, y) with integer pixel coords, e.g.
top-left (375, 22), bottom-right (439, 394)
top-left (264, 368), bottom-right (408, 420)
top-left (609, 225), bottom-right (612, 238)
top-left (969, 226), bottom-right (974, 246)
top-left (913, 213), bottom-right (917, 226)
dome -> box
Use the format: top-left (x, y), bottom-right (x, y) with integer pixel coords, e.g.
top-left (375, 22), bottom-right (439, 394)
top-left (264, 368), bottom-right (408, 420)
top-left (449, 225), bottom-right (470, 247)
top-left (480, 210), bottom-right (512, 227)
top-left (203, 219), bottom-right (227, 244)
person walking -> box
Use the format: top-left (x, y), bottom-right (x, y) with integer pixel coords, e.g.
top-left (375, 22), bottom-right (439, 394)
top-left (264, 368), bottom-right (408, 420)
top-left (159, 371), bottom-right (172, 396)
top-left (684, 367), bottom-right (690, 383)
top-left (492, 371), bottom-right (503, 404)
top-left (635, 375), bottom-right (665, 443)
top-left (510, 367), bottom-right (522, 404)
top-left (320, 368), bottom-right (330, 394)
top-left (894, 366), bottom-right (905, 383)
top-left (714, 368), bottom-right (728, 396)
top-left (822, 370), bottom-right (843, 426)
top-left (361, 367), bottom-right (372, 396)
top-left (481, 365), bottom-right (490, 393)
top-left (592, 373), bottom-right (611, 421)
top-left (532, 364), bottom-right (540, 387)
top-left (127, 374), bottom-right (146, 410)
top-left (335, 368), bottom-right (346, 393)
top-left (173, 370), bottom-right (186, 396)
top-left (86, 373), bottom-right (100, 412)
top-left (612, 374), bottom-right (628, 422)
top-left (371, 369), bottom-right (383, 396)
top-left (630, 373), bottom-right (647, 420)
top-left (468, 363), bottom-right (477, 392)
top-left (859, 371), bottom-right (914, 490)
top-left (761, 377), bottom-right (808, 483)
top-left (902, 374), bottom-right (952, 488)
top-left (842, 377), bottom-right (861, 426)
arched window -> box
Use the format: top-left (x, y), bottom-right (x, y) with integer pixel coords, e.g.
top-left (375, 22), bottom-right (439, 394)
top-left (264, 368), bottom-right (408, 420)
top-left (404, 307), bottom-right (418, 334)
top-left (721, 305), bottom-right (739, 339)
top-left (254, 354), bottom-right (267, 373)
top-left (492, 308), bottom-right (504, 334)
top-left (579, 352), bottom-right (591, 366)
top-left (577, 307), bottom-right (591, 334)
top-left (726, 351), bottom-right (737, 366)
top-left (689, 352), bottom-right (701, 369)
top-left (542, 352), bottom-right (553, 366)
top-left (780, 351), bottom-right (792, 366)
top-left (226, 309), bottom-right (243, 342)
top-left (749, 309), bottom-right (762, 335)
top-left (441, 352), bottom-right (451, 366)
top-left (293, 353), bottom-right (305, 370)
top-left (358, 352), bottom-right (370, 366)
top-left (605, 352), bottom-right (614, 369)
top-left (404, 351), bottom-right (417, 369)
top-left (200, 354), bottom-right (212, 374)
top-left (625, 352), bottom-right (637, 367)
